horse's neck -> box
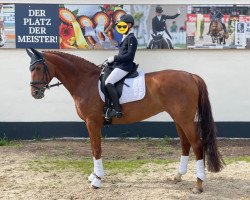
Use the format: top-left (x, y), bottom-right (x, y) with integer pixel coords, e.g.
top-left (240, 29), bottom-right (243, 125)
top-left (46, 53), bottom-right (100, 97)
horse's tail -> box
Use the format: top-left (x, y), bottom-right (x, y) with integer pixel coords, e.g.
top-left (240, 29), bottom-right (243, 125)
top-left (194, 75), bottom-right (225, 172)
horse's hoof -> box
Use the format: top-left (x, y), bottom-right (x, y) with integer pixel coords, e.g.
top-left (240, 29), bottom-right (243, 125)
top-left (91, 177), bottom-right (101, 189)
top-left (91, 185), bottom-right (100, 189)
top-left (173, 173), bottom-right (182, 184)
top-left (192, 186), bottom-right (203, 194)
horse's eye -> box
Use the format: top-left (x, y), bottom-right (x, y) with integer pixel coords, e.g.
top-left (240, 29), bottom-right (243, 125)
top-left (36, 66), bottom-right (41, 71)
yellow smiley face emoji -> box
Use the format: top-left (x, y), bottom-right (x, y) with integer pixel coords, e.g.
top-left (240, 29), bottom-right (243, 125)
top-left (116, 22), bottom-right (128, 34)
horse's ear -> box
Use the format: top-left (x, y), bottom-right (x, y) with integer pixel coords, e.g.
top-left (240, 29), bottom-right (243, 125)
top-left (30, 48), bottom-right (43, 59)
top-left (26, 48), bottom-right (34, 58)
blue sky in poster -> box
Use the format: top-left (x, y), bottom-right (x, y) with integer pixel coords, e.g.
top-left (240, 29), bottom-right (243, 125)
top-left (15, 4), bottom-right (59, 49)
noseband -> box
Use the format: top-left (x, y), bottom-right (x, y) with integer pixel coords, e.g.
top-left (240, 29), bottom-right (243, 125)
top-left (30, 58), bottom-right (62, 94)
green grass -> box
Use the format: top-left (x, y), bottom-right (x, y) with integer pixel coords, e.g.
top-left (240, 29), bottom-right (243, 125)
top-left (156, 136), bottom-right (173, 155)
top-left (29, 158), bottom-right (174, 176)
top-left (0, 134), bottom-right (22, 147)
top-left (224, 156), bottom-right (250, 164)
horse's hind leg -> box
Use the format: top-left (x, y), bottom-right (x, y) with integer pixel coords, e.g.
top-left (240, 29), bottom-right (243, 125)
top-left (174, 124), bottom-right (191, 183)
top-left (180, 121), bottom-right (205, 194)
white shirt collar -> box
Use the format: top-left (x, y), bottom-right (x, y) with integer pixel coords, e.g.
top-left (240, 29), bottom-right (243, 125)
top-left (121, 28), bottom-right (134, 42)
top-left (157, 15), bottom-right (161, 21)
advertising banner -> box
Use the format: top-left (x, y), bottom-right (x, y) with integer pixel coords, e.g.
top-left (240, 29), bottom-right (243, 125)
top-left (0, 3), bottom-right (250, 50)
top-left (15, 4), bottom-right (59, 49)
top-left (59, 4), bottom-right (129, 49)
top-left (0, 4), bottom-right (15, 48)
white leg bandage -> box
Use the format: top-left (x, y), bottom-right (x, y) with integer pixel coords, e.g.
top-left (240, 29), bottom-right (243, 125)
top-left (179, 155), bottom-right (189, 175)
top-left (196, 159), bottom-right (205, 181)
top-left (88, 157), bottom-right (104, 188)
top-left (93, 157), bottom-right (104, 178)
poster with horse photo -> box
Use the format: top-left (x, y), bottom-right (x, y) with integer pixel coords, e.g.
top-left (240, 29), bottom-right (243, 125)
top-left (186, 5), bottom-right (250, 49)
top-left (58, 4), bottom-right (187, 50)
top-left (145, 5), bottom-right (187, 49)
top-left (0, 4), bottom-right (15, 48)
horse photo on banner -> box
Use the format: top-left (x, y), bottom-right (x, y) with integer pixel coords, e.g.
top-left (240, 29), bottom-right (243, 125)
top-left (186, 4), bottom-right (250, 49)
top-left (0, 3), bottom-right (15, 48)
top-left (146, 4), bottom-right (187, 49)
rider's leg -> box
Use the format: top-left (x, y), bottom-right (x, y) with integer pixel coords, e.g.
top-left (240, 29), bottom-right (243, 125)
top-left (105, 68), bottom-right (128, 118)
top-left (222, 23), bottom-right (227, 33)
top-left (207, 23), bottom-right (212, 35)
top-left (147, 34), bottom-right (153, 49)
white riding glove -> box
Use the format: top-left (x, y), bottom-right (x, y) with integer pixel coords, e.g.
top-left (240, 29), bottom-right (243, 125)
top-left (107, 56), bottom-right (115, 63)
top-left (177, 8), bottom-right (181, 14)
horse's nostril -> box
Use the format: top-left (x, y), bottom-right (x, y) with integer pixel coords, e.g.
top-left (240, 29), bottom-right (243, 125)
top-left (34, 90), bottom-right (38, 95)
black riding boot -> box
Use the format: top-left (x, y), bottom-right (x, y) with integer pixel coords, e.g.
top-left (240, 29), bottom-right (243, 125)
top-left (207, 23), bottom-right (212, 35)
top-left (222, 23), bottom-right (227, 33)
top-left (105, 83), bottom-right (123, 118)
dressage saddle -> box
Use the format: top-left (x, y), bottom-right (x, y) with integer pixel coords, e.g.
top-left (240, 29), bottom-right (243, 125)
top-left (99, 62), bottom-right (139, 125)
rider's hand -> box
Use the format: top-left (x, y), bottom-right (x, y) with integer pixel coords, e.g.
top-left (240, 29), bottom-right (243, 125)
top-left (177, 8), bottom-right (181, 14)
top-left (107, 56), bottom-right (115, 63)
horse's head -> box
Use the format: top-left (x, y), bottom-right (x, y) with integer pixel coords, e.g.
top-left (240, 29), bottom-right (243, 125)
top-left (211, 19), bottom-right (219, 28)
top-left (150, 33), bottom-right (170, 49)
top-left (26, 48), bottom-right (53, 99)
top-left (150, 33), bottom-right (164, 49)
top-left (210, 19), bottom-right (223, 36)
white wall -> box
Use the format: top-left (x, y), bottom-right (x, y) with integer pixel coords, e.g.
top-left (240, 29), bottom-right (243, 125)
top-left (1, 49), bottom-right (249, 122)
top-left (1, 0), bottom-right (250, 122)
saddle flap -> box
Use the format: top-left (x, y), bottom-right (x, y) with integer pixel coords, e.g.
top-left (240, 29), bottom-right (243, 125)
top-left (99, 71), bottom-right (146, 104)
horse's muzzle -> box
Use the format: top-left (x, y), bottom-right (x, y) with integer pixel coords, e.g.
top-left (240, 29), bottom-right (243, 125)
top-left (32, 89), bottom-right (45, 99)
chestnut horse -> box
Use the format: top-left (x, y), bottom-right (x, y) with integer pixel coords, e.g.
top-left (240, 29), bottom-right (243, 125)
top-left (26, 48), bottom-right (224, 193)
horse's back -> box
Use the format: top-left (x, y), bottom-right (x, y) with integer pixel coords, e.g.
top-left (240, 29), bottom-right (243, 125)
top-left (144, 69), bottom-right (199, 113)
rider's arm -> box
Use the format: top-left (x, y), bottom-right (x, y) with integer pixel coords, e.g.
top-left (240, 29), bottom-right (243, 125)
top-left (163, 13), bottom-right (180, 20)
top-left (114, 37), bottom-right (138, 63)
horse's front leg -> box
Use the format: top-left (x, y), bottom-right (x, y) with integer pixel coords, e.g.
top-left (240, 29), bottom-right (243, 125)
top-left (86, 119), bottom-right (104, 189)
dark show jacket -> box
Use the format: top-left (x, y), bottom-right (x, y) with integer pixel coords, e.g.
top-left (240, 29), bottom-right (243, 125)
top-left (152, 14), bottom-right (180, 38)
top-left (114, 33), bottom-right (138, 73)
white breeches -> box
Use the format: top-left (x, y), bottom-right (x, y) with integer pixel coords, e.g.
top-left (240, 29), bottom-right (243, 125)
top-left (105, 68), bottom-right (129, 85)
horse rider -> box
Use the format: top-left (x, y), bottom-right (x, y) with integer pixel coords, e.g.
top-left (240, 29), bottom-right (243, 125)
top-left (105, 14), bottom-right (138, 118)
top-left (147, 5), bottom-right (181, 48)
top-left (207, 6), bottom-right (227, 34)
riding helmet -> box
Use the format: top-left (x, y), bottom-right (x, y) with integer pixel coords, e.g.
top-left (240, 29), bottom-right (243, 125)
top-left (119, 14), bottom-right (135, 25)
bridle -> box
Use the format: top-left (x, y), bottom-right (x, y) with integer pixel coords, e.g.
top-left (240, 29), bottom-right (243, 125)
top-left (30, 57), bottom-right (62, 95)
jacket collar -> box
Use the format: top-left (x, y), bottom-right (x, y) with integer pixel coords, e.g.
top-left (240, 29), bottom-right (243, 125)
top-left (121, 28), bottom-right (134, 42)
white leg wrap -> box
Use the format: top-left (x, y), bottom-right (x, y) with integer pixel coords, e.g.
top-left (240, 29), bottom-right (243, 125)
top-left (179, 155), bottom-right (189, 175)
top-left (93, 157), bottom-right (104, 178)
top-left (91, 177), bottom-right (102, 188)
top-left (196, 159), bottom-right (206, 181)
top-left (88, 173), bottom-right (95, 182)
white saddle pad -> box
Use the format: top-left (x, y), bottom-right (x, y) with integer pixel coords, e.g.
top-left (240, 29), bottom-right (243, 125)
top-left (98, 71), bottom-right (146, 104)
